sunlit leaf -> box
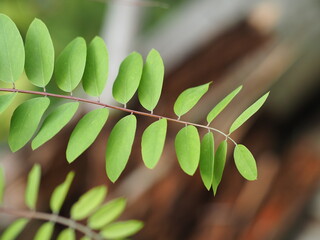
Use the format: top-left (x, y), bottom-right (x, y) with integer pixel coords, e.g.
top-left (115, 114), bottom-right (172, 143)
top-left (34, 222), bottom-right (54, 240)
top-left (141, 119), bottom-right (167, 169)
top-left (212, 141), bottom-right (227, 195)
top-left (234, 144), bottom-right (257, 180)
top-left (229, 92), bottom-right (269, 134)
top-left (174, 125), bottom-right (200, 175)
top-left (32, 102), bottom-right (79, 150)
top-left (0, 93), bottom-right (17, 114)
top-left (138, 49), bottom-right (164, 111)
top-left (112, 52), bottom-right (143, 105)
top-left (25, 18), bottom-right (54, 88)
top-left (82, 36), bottom-right (109, 97)
top-left (80, 237), bottom-right (90, 240)
top-left (199, 132), bottom-right (214, 190)
top-left (57, 228), bottom-right (75, 240)
top-left (66, 108), bottom-right (109, 163)
top-left (100, 220), bottom-right (144, 239)
top-left (55, 37), bottom-right (87, 93)
top-left (0, 218), bottom-right (28, 240)
top-left (106, 115), bottom-right (137, 183)
top-left (8, 97), bottom-right (50, 152)
top-left (0, 167), bottom-right (4, 205)
top-left (0, 14), bottom-right (24, 83)
top-left (174, 82), bottom-right (211, 118)
top-left (25, 164), bottom-right (41, 210)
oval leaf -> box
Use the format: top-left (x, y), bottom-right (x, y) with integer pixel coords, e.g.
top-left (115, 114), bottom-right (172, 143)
top-left (141, 119), bottom-right (167, 169)
top-left (0, 218), bottom-right (28, 240)
top-left (174, 125), bottom-right (200, 175)
top-left (106, 115), bottom-right (137, 183)
top-left (8, 97), bottom-right (50, 152)
top-left (57, 228), bottom-right (75, 240)
top-left (234, 144), bottom-right (257, 181)
top-left (50, 171), bottom-right (75, 214)
top-left (66, 108), bottom-right (109, 163)
top-left (82, 36), bottom-right (109, 97)
top-left (174, 82), bottom-right (211, 117)
top-left (32, 102), bottom-right (79, 150)
top-left (199, 132), bottom-right (214, 190)
top-left (34, 222), bottom-right (54, 240)
top-left (112, 52), bottom-right (143, 105)
top-left (55, 37), bottom-right (87, 92)
top-left (0, 14), bottom-right (25, 83)
top-left (212, 140), bottom-right (227, 195)
top-left (0, 93), bottom-right (17, 114)
top-left (25, 18), bottom-right (54, 87)
top-left (70, 185), bottom-right (107, 221)
top-left (207, 85), bottom-right (242, 125)
top-left (25, 164), bottom-right (41, 210)
top-left (0, 167), bottom-right (4, 205)
top-left (100, 220), bottom-right (144, 239)
top-left (88, 197), bottom-right (127, 230)
top-left (229, 92), bottom-right (269, 134)
top-left (138, 49), bottom-right (164, 111)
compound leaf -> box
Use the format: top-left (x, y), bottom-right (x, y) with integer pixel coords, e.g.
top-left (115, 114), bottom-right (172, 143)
top-left (0, 167), bottom-right (4, 205)
top-left (32, 102), bottom-right (79, 150)
top-left (57, 228), bottom-right (75, 240)
top-left (138, 49), bottom-right (164, 111)
top-left (82, 36), bottom-right (109, 97)
top-left (0, 93), bottom-right (16, 114)
top-left (25, 164), bottom-right (41, 210)
top-left (0, 14), bottom-right (25, 83)
top-left (8, 97), bottom-right (50, 152)
top-left (199, 132), bottom-right (214, 190)
top-left (175, 125), bottom-right (200, 175)
top-left (25, 18), bottom-right (54, 88)
top-left (212, 141), bottom-right (227, 195)
top-left (112, 52), bottom-right (143, 105)
top-left (234, 144), bottom-right (257, 181)
top-left (100, 220), bottom-right (144, 239)
top-left (0, 218), bottom-right (28, 240)
top-left (34, 222), bottom-right (54, 240)
top-left (66, 108), bottom-right (109, 163)
top-left (141, 119), bottom-right (167, 169)
top-left (55, 37), bottom-right (87, 93)
top-left (106, 115), bottom-right (137, 183)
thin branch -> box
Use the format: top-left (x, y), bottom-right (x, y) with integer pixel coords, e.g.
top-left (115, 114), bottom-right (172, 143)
top-left (91, 0), bottom-right (170, 9)
top-left (0, 88), bottom-right (237, 145)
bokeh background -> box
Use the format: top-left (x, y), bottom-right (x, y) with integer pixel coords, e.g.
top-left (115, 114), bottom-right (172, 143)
top-left (0, 0), bottom-right (320, 239)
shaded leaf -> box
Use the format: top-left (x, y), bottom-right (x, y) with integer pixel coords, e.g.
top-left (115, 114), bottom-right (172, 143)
top-left (0, 167), bottom-right (4, 205)
top-left (106, 115), bottom-right (137, 183)
top-left (32, 102), bottom-right (79, 149)
top-left (138, 49), bottom-right (164, 111)
top-left (82, 36), bottom-right (109, 97)
top-left (25, 18), bottom-right (54, 88)
top-left (66, 108), bottom-right (109, 163)
top-left (34, 222), bottom-right (54, 240)
top-left (199, 132), bottom-right (214, 190)
top-left (174, 82), bottom-right (211, 117)
top-left (0, 218), bottom-right (28, 240)
top-left (174, 125), bottom-right (200, 175)
top-left (112, 52), bottom-right (143, 104)
top-left (0, 93), bottom-right (17, 114)
top-left (207, 86), bottom-right (242, 125)
top-left (25, 164), bottom-right (41, 210)
top-left (0, 14), bottom-right (24, 83)
top-left (88, 197), bottom-right (127, 230)
top-left (229, 92), bottom-right (269, 134)
top-left (50, 172), bottom-right (75, 214)
top-left (55, 37), bottom-right (87, 92)
top-left (212, 141), bottom-right (227, 195)
top-left (100, 220), bottom-right (144, 239)
top-left (234, 144), bottom-right (257, 180)
top-left (141, 119), bottom-right (167, 169)
top-left (57, 228), bottom-right (75, 240)
top-left (8, 97), bottom-right (50, 152)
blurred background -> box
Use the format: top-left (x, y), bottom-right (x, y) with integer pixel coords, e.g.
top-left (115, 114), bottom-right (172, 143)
top-left (0, 0), bottom-right (320, 239)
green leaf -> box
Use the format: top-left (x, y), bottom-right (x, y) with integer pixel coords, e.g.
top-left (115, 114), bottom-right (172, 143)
top-left (100, 220), bottom-right (144, 239)
top-left (141, 119), bottom-right (167, 169)
top-left (174, 82), bottom-right (211, 117)
top-left (57, 228), bottom-right (75, 240)
top-left (25, 18), bottom-right (54, 88)
top-left (0, 167), bottom-right (5, 205)
top-left (55, 37), bottom-right (87, 93)
top-left (0, 14), bottom-right (25, 83)
top-left (138, 49), bottom-right (164, 111)
top-left (82, 36), bottom-right (109, 97)
top-left (88, 197), bottom-right (127, 230)
top-left (212, 141), bottom-right (227, 195)
top-left (66, 108), bottom-right (109, 163)
top-left (80, 237), bottom-right (90, 240)
top-left (0, 93), bottom-right (17, 114)
top-left (8, 97), bottom-right (50, 152)
top-left (25, 164), bottom-right (41, 210)
top-left (199, 132), bottom-right (214, 190)
top-left (0, 218), bottom-right (28, 240)
top-left (229, 92), bottom-right (269, 134)
top-left (34, 222), bottom-right (54, 240)
top-left (234, 144), bottom-right (257, 181)
top-left (207, 86), bottom-right (242, 125)
top-left (50, 171), bottom-right (75, 214)
top-left (32, 102), bottom-right (79, 149)
top-left (174, 125), bottom-right (200, 175)
top-left (112, 52), bottom-right (143, 105)
top-left (70, 185), bottom-right (107, 221)
top-left (106, 115), bottom-right (137, 183)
